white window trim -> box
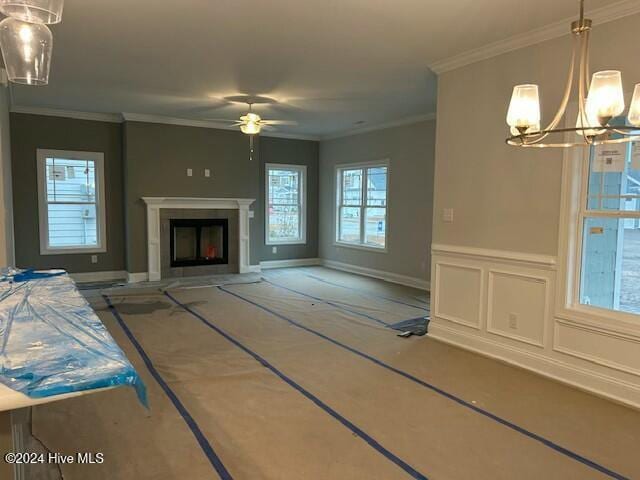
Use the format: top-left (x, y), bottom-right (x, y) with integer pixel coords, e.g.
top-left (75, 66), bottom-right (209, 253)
top-left (265, 163), bottom-right (307, 246)
top-left (334, 159), bottom-right (390, 253)
top-left (557, 106), bottom-right (640, 333)
top-left (36, 149), bottom-right (107, 255)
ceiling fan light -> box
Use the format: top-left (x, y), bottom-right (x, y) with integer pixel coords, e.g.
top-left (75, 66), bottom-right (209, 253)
top-left (506, 84), bottom-right (541, 133)
top-left (587, 70), bottom-right (625, 123)
top-left (628, 84), bottom-right (640, 127)
top-left (0, 0), bottom-right (64, 24)
top-left (240, 122), bottom-right (261, 135)
top-left (0, 17), bottom-right (52, 85)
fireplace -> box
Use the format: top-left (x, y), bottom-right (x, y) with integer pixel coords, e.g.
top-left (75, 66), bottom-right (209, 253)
top-left (170, 218), bottom-right (228, 268)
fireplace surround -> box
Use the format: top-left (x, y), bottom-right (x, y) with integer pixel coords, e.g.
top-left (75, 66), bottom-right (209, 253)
top-left (142, 197), bottom-right (255, 281)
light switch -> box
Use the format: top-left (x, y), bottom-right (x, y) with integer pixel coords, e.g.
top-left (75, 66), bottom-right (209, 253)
top-left (187, 168), bottom-right (193, 177)
top-left (91, 255), bottom-right (98, 264)
top-left (248, 210), bottom-right (255, 219)
top-left (204, 169), bottom-right (211, 178)
top-left (443, 208), bottom-right (454, 223)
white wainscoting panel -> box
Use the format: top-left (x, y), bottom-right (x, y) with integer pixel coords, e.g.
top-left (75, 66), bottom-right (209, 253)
top-left (554, 319), bottom-right (640, 377)
top-left (434, 262), bottom-right (483, 329)
top-left (487, 270), bottom-right (549, 348)
top-left (430, 244), bottom-right (640, 409)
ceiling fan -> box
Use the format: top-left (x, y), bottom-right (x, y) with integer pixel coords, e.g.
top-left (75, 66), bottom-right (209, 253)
top-left (207, 102), bottom-right (297, 160)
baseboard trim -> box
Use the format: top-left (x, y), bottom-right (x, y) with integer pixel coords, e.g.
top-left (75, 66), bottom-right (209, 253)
top-left (429, 320), bottom-right (640, 410)
top-left (321, 259), bottom-right (430, 291)
top-left (260, 258), bottom-right (322, 270)
top-left (126, 272), bottom-right (149, 283)
top-left (69, 270), bottom-right (127, 283)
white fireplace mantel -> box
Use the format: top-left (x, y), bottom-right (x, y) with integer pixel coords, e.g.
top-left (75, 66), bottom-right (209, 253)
top-left (142, 197), bottom-right (255, 281)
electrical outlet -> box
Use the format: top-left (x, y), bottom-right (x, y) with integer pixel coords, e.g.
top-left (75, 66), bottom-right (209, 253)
top-left (187, 168), bottom-right (193, 177)
top-left (443, 208), bottom-right (454, 223)
top-left (204, 169), bottom-right (211, 178)
top-left (508, 313), bottom-right (518, 329)
top-left (91, 255), bottom-right (98, 264)
top-left (272, 246), bottom-right (277, 254)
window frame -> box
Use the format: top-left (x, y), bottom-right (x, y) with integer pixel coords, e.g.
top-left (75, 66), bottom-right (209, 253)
top-left (36, 149), bottom-right (107, 255)
top-left (558, 129), bottom-right (640, 330)
top-left (265, 163), bottom-right (307, 246)
top-left (334, 159), bottom-right (390, 253)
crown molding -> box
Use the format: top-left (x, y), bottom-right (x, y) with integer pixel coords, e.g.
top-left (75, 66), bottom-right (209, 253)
top-left (321, 112), bottom-right (436, 141)
top-left (122, 112), bottom-right (320, 141)
top-left (10, 105), bottom-right (123, 123)
top-left (429, 0), bottom-right (640, 75)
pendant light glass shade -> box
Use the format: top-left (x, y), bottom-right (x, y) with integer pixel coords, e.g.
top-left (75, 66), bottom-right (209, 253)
top-left (628, 84), bottom-right (640, 127)
top-left (240, 112), bottom-right (261, 135)
top-left (0, 0), bottom-right (64, 24)
top-left (0, 17), bottom-right (52, 85)
top-left (586, 71), bottom-right (625, 123)
top-left (506, 84), bottom-right (541, 133)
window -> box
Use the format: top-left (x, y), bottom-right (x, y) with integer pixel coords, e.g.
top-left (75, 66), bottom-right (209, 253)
top-left (336, 162), bottom-right (388, 250)
top-left (578, 140), bottom-right (640, 315)
top-left (37, 149), bottom-right (106, 255)
top-left (265, 164), bottom-right (306, 245)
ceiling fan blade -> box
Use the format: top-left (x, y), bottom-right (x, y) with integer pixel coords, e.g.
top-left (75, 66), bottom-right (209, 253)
top-left (262, 120), bottom-right (298, 126)
top-left (202, 118), bottom-right (240, 123)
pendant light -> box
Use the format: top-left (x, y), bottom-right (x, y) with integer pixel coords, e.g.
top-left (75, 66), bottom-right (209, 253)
top-left (0, 0), bottom-right (63, 24)
top-left (0, 17), bottom-right (52, 85)
top-left (506, 0), bottom-right (640, 148)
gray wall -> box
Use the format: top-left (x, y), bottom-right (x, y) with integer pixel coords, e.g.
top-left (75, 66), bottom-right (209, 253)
top-left (123, 121), bottom-right (319, 274)
top-left (258, 136), bottom-right (319, 261)
top-left (319, 119), bottom-right (436, 281)
top-left (433, 13), bottom-right (640, 256)
top-left (11, 113), bottom-right (125, 273)
top-left (0, 86), bottom-right (13, 267)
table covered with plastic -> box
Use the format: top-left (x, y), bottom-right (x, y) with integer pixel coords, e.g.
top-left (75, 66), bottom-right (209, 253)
top-left (0, 269), bottom-right (146, 409)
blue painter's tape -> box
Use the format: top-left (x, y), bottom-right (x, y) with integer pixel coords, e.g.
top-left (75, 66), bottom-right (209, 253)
top-left (164, 291), bottom-right (428, 480)
top-left (104, 295), bottom-right (233, 480)
top-left (217, 285), bottom-right (629, 480)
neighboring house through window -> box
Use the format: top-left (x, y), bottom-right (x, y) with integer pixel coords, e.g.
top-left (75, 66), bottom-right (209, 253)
top-left (578, 140), bottom-right (640, 315)
top-left (37, 149), bottom-right (107, 255)
top-left (265, 164), bottom-right (306, 245)
top-left (335, 161), bottom-right (388, 250)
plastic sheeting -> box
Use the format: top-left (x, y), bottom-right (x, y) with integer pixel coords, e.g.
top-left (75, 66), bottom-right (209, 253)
top-left (0, 269), bottom-right (147, 406)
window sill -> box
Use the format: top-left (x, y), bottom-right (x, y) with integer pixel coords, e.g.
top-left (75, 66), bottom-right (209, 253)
top-left (40, 246), bottom-right (106, 256)
top-left (334, 241), bottom-right (387, 253)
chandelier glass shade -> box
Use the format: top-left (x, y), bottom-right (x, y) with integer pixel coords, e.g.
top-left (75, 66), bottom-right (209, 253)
top-left (0, 16), bottom-right (52, 85)
top-left (0, 0), bottom-right (63, 24)
top-left (506, 0), bottom-right (640, 148)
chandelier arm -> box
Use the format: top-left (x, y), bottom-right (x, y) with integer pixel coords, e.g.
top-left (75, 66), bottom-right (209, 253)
top-left (538, 35), bottom-right (578, 136)
top-left (577, 29), bottom-right (592, 145)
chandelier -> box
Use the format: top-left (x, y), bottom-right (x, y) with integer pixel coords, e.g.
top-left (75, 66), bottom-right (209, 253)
top-left (0, 0), bottom-right (64, 85)
top-left (506, 0), bottom-right (640, 148)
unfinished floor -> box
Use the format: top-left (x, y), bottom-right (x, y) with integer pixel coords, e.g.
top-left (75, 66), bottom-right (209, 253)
top-left (32, 267), bottom-right (640, 479)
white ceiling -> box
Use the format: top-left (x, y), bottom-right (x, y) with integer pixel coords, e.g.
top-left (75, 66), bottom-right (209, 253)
top-left (7, 0), bottom-right (630, 137)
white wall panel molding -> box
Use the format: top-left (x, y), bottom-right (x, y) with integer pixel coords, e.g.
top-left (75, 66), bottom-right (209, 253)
top-left (554, 319), bottom-right (640, 377)
top-left (486, 269), bottom-right (551, 348)
top-left (429, 321), bottom-right (640, 410)
top-left (431, 243), bottom-right (640, 408)
top-left (431, 243), bottom-right (557, 270)
top-left (433, 262), bottom-right (483, 330)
